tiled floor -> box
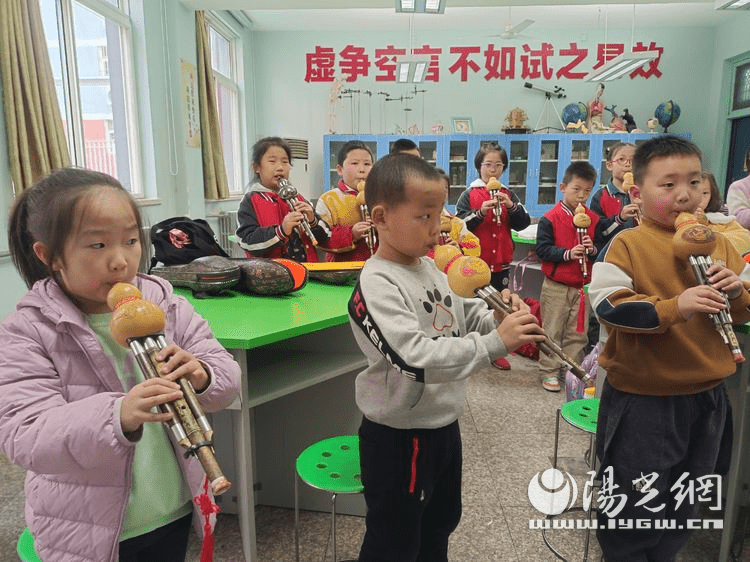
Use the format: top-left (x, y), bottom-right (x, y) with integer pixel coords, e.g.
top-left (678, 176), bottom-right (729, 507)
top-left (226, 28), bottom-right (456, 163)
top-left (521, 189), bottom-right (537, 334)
top-left (0, 354), bottom-right (745, 561)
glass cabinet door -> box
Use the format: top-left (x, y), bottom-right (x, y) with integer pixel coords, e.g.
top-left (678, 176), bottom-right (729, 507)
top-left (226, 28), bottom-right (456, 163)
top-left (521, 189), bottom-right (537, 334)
top-left (418, 140), bottom-right (438, 165)
top-left (328, 140), bottom-right (377, 189)
top-left (571, 139), bottom-right (591, 162)
top-left (447, 139), bottom-right (469, 205)
top-left (599, 139), bottom-right (621, 190)
top-left (537, 139), bottom-right (560, 205)
top-left (507, 140), bottom-right (528, 205)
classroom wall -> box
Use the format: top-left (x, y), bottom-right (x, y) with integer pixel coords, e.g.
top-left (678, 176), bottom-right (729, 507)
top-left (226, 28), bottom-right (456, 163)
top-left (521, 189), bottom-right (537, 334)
top-left (252, 24), bottom-right (718, 198)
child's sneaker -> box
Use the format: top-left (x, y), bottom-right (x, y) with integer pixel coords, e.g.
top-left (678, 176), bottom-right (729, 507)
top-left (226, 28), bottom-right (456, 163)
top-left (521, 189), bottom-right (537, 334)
top-left (492, 357), bottom-right (511, 370)
top-left (542, 375), bottom-right (561, 392)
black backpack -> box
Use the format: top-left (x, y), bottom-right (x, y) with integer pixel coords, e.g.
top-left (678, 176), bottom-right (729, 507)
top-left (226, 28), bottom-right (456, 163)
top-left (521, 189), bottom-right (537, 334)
top-left (149, 217), bottom-right (229, 272)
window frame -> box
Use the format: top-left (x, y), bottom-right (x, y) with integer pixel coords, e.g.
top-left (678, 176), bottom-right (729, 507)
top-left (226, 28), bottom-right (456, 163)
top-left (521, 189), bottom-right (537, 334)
top-left (732, 61), bottom-right (750, 113)
top-left (205, 12), bottom-right (245, 196)
top-left (49, 0), bottom-right (144, 196)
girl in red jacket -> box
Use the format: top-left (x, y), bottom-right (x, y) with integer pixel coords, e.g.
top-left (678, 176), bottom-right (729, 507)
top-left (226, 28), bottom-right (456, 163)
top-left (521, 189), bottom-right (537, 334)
top-left (456, 142), bottom-right (530, 369)
top-left (237, 137), bottom-right (330, 261)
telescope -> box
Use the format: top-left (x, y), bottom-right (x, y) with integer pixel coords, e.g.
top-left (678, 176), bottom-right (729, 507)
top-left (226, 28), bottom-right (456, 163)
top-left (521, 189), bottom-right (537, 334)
top-left (524, 82), bottom-right (566, 99)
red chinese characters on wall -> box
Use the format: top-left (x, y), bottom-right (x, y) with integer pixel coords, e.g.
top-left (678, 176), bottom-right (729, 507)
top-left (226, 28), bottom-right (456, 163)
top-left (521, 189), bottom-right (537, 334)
top-left (304, 41), bottom-right (664, 83)
top-left (374, 45), bottom-right (406, 81)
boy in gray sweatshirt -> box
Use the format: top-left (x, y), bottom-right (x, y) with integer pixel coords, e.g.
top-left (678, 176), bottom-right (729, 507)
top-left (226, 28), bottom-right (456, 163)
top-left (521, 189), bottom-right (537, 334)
top-left (348, 153), bottom-right (545, 561)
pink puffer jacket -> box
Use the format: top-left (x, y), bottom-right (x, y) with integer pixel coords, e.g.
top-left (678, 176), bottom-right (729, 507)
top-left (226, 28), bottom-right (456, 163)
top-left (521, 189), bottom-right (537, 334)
top-left (0, 274), bottom-right (241, 561)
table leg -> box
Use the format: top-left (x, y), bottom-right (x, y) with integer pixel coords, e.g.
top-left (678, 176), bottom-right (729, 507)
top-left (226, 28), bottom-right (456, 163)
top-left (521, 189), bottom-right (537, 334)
top-left (231, 349), bottom-right (257, 562)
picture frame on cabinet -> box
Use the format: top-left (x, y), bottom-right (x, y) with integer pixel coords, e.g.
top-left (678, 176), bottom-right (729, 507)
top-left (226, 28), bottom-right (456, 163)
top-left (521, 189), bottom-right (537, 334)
top-left (452, 117), bottom-right (473, 134)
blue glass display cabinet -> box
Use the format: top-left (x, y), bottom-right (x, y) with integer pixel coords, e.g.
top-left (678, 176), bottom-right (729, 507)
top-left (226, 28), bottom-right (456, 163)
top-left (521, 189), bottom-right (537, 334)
top-left (323, 132), bottom-right (690, 217)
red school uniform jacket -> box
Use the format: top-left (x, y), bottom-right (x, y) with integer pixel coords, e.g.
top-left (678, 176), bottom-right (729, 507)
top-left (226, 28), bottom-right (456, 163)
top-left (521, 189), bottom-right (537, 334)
top-left (455, 180), bottom-right (531, 272)
top-left (535, 202), bottom-right (599, 287)
top-left (236, 183), bottom-right (329, 262)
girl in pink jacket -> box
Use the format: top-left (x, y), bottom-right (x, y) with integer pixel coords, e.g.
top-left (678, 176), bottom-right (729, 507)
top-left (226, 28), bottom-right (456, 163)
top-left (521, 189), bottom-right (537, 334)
top-left (0, 168), bottom-right (241, 562)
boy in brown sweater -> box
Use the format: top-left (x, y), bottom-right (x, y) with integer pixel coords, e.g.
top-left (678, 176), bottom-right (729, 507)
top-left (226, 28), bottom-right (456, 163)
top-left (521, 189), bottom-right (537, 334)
top-left (588, 135), bottom-right (750, 561)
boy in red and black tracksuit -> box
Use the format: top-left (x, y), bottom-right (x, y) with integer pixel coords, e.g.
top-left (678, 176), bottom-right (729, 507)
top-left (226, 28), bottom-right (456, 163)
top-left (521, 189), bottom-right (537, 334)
top-left (535, 161), bottom-right (599, 392)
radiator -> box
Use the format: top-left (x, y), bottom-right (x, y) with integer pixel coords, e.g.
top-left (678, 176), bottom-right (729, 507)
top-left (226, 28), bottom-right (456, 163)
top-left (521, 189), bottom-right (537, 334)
top-left (217, 211), bottom-right (243, 257)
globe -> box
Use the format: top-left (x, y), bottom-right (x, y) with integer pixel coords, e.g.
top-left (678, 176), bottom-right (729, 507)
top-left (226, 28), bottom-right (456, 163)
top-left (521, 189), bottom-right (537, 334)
top-left (655, 100), bottom-right (681, 132)
top-left (562, 102), bottom-right (588, 126)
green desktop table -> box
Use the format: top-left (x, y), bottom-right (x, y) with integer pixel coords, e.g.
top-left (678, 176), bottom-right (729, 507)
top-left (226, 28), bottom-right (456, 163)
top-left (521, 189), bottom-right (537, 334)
top-left (176, 281), bottom-right (367, 562)
top-left (176, 281), bottom-right (356, 350)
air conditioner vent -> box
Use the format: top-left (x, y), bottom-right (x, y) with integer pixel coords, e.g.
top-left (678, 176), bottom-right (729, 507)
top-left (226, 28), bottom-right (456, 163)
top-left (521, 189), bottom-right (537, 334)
top-left (284, 138), bottom-right (309, 160)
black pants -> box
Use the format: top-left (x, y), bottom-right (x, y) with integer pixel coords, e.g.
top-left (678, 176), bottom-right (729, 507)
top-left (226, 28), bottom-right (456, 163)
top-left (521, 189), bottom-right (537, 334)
top-left (119, 512), bottom-right (192, 562)
top-left (595, 379), bottom-right (732, 562)
top-left (358, 417), bottom-right (462, 562)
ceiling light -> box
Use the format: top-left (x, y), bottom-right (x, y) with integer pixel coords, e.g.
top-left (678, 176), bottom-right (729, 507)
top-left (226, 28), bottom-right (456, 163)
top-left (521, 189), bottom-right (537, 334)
top-left (715, 0), bottom-right (750, 8)
top-left (395, 56), bottom-right (431, 83)
top-left (412, 61), bottom-right (428, 82)
top-left (395, 0), bottom-right (445, 14)
top-left (424, 0), bottom-right (441, 12)
top-left (584, 51), bottom-right (659, 82)
top-left (398, 61), bottom-right (411, 82)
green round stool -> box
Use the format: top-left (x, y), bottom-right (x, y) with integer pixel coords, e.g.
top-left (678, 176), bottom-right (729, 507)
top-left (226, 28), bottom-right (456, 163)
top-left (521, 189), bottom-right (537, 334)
top-left (17, 528), bottom-right (41, 562)
top-left (294, 435), bottom-right (363, 562)
top-left (560, 397), bottom-right (599, 433)
top-left (545, 398), bottom-right (600, 562)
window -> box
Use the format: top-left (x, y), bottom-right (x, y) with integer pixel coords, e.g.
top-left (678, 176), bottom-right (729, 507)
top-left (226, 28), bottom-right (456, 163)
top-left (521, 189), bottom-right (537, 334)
top-left (733, 61), bottom-right (750, 112)
top-left (206, 15), bottom-right (244, 195)
top-left (40, 0), bottom-right (142, 196)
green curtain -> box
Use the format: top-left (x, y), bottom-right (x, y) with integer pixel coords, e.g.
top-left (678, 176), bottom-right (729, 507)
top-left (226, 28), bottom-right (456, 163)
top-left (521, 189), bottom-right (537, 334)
top-left (0, 0), bottom-right (69, 195)
top-left (195, 11), bottom-right (229, 200)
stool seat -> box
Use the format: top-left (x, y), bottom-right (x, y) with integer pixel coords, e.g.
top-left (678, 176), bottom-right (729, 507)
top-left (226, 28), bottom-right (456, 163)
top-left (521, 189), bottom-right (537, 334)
top-left (296, 435), bottom-right (363, 495)
top-left (17, 528), bottom-right (41, 562)
top-left (295, 435), bottom-right (363, 562)
top-left (560, 398), bottom-right (599, 434)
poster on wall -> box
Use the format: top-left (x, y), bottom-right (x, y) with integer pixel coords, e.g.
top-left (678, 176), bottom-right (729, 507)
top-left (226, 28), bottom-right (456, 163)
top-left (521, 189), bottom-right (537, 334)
top-left (181, 59), bottom-right (201, 149)
top-left (305, 41), bottom-right (664, 83)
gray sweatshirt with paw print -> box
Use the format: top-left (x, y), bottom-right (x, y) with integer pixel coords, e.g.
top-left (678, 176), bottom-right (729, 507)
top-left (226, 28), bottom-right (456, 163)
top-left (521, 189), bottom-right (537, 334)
top-left (348, 255), bottom-right (506, 429)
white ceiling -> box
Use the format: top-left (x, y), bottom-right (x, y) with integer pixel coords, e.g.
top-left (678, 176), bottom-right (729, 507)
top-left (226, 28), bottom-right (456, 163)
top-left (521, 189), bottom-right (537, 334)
top-left (237, 4), bottom-right (738, 31)
top-left (178, 0), bottom-right (745, 30)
